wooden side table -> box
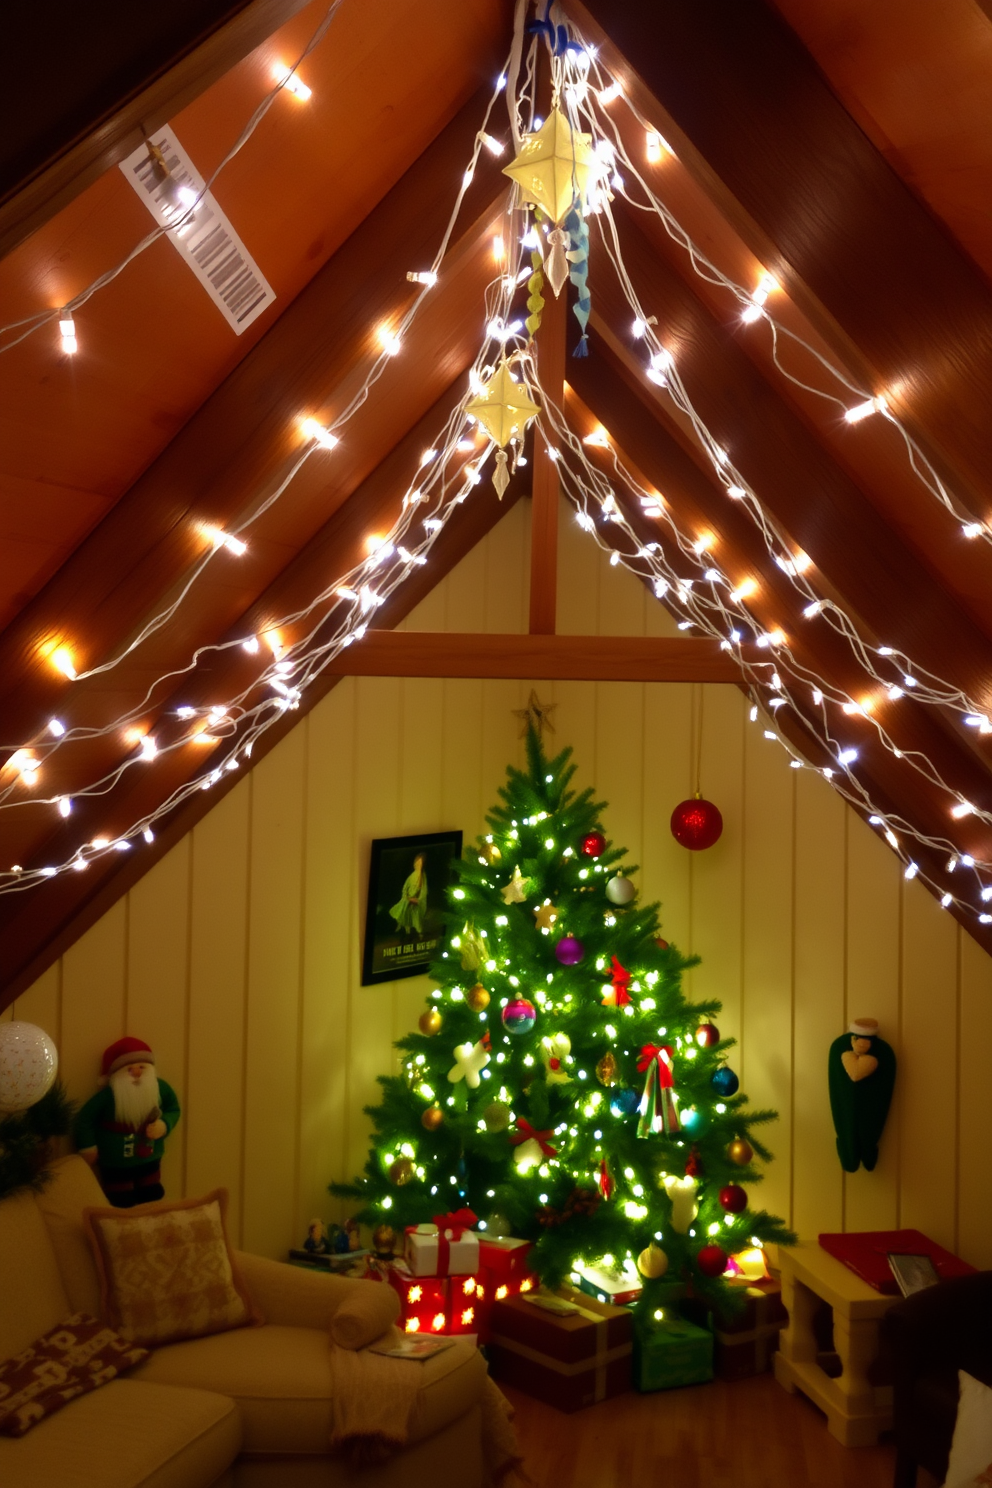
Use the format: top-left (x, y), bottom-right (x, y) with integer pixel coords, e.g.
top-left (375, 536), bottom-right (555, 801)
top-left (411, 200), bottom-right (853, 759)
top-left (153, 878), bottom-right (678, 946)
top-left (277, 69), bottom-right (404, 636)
top-left (774, 1242), bottom-right (899, 1446)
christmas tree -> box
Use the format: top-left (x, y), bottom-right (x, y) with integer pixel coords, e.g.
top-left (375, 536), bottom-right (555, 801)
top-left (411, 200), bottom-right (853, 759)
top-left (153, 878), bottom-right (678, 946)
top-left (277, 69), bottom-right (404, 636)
top-left (333, 727), bottom-right (794, 1316)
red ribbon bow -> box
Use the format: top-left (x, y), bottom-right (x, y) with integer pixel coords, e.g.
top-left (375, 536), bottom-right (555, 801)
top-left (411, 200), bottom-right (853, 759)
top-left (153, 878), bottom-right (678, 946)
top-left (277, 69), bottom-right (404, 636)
top-left (637, 1044), bottom-right (675, 1088)
top-left (509, 1117), bottom-right (558, 1157)
top-left (431, 1207), bottom-right (477, 1240)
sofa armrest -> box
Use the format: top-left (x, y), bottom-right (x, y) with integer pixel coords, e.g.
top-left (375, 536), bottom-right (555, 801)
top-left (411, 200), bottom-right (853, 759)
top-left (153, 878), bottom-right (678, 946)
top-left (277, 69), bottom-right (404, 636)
top-left (235, 1251), bottom-right (358, 1328)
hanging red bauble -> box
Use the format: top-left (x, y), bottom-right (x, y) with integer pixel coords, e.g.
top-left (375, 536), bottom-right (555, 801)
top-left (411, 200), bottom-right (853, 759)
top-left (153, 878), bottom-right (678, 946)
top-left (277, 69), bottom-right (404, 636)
top-left (697, 1244), bottom-right (729, 1278)
top-left (670, 796), bottom-right (723, 851)
top-left (695, 1022), bottom-right (720, 1049)
top-left (581, 830), bottom-right (607, 858)
top-left (718, 1184), bottom-right (748, 1213)
top-left (655, 937), bottom-right (669, 951)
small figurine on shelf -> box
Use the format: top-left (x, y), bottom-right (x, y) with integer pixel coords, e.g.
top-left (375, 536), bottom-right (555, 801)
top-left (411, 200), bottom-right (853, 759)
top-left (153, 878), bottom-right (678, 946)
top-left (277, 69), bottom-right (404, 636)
top-left (345, 1216), bottom-right (362, 1252)
top-left (304, 1218), bottom-right (329, 1255)
top-left (74, 1037), bottom-right (180, 1207)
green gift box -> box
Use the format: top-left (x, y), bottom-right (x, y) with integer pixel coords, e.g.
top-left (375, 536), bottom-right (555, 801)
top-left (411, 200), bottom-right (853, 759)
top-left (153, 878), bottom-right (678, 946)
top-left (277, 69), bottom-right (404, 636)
top-left (632, 1313), bottom-right (714, 1392)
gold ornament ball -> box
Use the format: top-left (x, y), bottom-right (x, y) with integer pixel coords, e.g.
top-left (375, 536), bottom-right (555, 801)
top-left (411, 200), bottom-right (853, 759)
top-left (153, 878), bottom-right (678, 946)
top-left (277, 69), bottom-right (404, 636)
top-left (467, 984), bottom-right (490, 1011)
top-left (388, 1158), bottom-right (415, 1186)
top-left (596, 1052), bottom-right (618, 1087)
top-left (728, 1137), bottom-right (754, 1167)
top-left (483, 1101), bottom-right (511, 1132)
top-left (421, 1104), bottom-right (444, 1132)
top-left (483, 841), bottom-right (502, 864)
top-left (372, 1223), bottom-right (397, 1257)
top-left (418, 1008), bottom-right (442, 1036)
top-left (637, 1243), bottom-right (669, 1280)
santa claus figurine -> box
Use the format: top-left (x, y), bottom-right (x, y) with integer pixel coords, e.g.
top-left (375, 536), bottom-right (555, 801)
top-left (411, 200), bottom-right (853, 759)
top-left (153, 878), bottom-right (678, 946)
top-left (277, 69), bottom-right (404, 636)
top-left (74, 1037), bottom-right (181, 1207)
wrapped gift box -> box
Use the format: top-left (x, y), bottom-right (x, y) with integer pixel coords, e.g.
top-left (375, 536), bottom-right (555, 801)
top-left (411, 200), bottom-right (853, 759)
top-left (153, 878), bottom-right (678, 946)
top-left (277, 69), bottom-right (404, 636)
top-left (632, 1313), bottom-right (713, 1392)
top-left (573, 1261), bottom-right (642, 1307)
top-left (478, 1236), bottom-right (533, 1286)
top-left (487, 1287), bottom-right (632, 1413)
top-left (388, 1263), bottom-right (449, 1334)
top-left (711, 1280), bottom-right (787, 1382)
top-left (406, 1221), bottom-right (480, 1278)
top-left (448, 1275), bottom-right (484, 1335)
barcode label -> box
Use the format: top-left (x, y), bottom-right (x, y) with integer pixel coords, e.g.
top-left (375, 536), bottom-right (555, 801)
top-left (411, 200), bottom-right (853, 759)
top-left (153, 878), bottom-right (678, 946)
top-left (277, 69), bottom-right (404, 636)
top-left (120, 128), bottom-right (275, 334)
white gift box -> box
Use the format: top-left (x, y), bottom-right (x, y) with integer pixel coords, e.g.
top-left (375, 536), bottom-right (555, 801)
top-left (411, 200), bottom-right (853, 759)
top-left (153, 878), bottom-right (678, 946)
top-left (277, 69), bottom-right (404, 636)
top-left (406, 1221), bottom-right (480, 1278)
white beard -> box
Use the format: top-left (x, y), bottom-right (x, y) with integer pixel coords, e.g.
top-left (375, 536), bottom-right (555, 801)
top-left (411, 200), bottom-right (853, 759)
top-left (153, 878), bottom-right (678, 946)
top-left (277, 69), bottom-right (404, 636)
top-left (110, 1066), bottom-right (160, 1129)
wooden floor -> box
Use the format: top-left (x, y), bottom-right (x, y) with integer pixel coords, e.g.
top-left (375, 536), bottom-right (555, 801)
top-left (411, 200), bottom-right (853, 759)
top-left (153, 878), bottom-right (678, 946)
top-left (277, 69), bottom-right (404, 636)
top-left (502, 1373), bottom-right (900, 1488)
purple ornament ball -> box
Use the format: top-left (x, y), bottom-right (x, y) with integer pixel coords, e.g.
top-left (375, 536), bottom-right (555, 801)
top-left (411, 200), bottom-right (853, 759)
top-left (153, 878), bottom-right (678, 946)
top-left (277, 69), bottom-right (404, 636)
top-left (555, 935), bottom-right (585, 966)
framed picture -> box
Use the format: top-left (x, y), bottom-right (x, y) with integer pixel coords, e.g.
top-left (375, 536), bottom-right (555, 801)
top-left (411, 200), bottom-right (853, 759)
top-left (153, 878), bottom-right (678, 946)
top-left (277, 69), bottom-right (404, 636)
top-left (361, 831), bottom-right (463, 986)
top-left (887, 1252), bottom-right (940, 1298)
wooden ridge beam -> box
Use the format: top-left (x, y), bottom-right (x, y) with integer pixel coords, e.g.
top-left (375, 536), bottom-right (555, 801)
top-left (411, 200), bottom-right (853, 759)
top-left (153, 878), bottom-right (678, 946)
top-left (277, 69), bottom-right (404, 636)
top-left (0, 0), bottom-right (315, 261)
top-left (326, 631), bottom-right (741, 681)
top-left (574, 0), bottom-right (992, 514)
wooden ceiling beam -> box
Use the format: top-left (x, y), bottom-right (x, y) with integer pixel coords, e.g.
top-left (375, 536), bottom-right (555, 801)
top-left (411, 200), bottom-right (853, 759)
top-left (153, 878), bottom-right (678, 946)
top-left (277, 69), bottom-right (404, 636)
top-left (574, 0), bottom-right (992, 514)
top-left (0, 0), bottom-right (315, 261)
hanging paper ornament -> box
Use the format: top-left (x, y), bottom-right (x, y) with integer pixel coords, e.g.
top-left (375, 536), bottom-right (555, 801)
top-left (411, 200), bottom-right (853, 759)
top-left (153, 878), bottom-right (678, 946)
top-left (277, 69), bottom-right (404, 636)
top-left (419, 1008), bottom-right (442, 1036)
top-left (637, 1243), bottom-right (669, 1280)
top-left (712, 1065), bottom-right (740, 1097)
top-left (465, 361), bottom-right (540, 499)
top-left (610, 1087), bottom-right (639, 1116)
top-left (459, 923), bottom-right (487, 971)
top-left (0, 1022), bottom-right (58, 1113)
top-left (544, 226), bottom-right (570, 298)
top-left (671, 796), bottom-right (724, 851)
top-left (695, 1022), bottom-right (720, 1049)
top-left (388, 1158), bottom-right (415, 1186)
top-left (728, 1137), bottom-right (754, 1167)
top-left (483, 1101), bottom-right (511, 1132)
top-left (482, 839), bottom-right (502, 865)
top-left (555, 935), bottom-right (585, 966)
top-left (541, 1033), bottom-right (571, 1084)
top-left (719, 1184), bottom-right (748, 1214)
top-left (525, 237), bottom-right (545, 339)
top-left (605, 874), bottom-right (636, 906)
top-left (602, 955), bottom-right (632, 1007)
top-left (447, 1039), bottom-right (491, 1088)
top-left (564, 201), bottom-right (591, 357)
top-left (597, 1158), bottom-right (614, 1200)
top-left (510, 1117), bottom-right (557, 1170)
top-left (663, 1173), bottom-right (698, 1233)
top-left (637, 1044), bottom-right (680, 1137)
top-left (697, 1244), bottom-right (729, 1278)
top-left (502, 109), bottom-right (596, 227)
top-left (502, 997), bottom-right (537, 1035)
top-left (466, 983), bottom-right (490, 1011)
top-left (596, 1052), bottom-right (618, 1087)
top-left (533, 900), bottom-right (559, 931)
top-left (421, 1105), bottom-right (444, 1132)
top-left (581, 831), bottom-right (607, 858)
top-left (500, 865), bottom-right (530, 904)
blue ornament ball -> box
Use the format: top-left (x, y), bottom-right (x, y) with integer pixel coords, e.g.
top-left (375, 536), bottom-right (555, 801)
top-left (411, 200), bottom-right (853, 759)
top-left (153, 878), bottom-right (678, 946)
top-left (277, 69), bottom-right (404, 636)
top-left (610, 1087), bottom-right (639, 1116)
top-left (501, 997), bottom-right (537, 1035)
top-left (711, 1065), bottom-right (740, 1097)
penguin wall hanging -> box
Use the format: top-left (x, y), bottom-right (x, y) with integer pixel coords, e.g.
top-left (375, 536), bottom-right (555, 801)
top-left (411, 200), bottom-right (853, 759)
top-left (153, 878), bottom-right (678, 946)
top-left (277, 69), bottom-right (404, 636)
top-left (828, 1018), bottom-right (896, 1172)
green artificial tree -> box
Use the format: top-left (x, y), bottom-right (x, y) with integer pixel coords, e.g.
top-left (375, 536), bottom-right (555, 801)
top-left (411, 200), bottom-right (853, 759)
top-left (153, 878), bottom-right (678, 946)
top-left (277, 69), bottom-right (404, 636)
top-left (333, 728), bottom-right (794, 1317)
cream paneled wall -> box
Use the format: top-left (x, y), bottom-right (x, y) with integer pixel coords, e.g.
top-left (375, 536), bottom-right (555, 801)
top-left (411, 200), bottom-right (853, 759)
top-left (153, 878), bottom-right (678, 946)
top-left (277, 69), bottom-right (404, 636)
top-left (11, 498), bottom-right (992, 1267)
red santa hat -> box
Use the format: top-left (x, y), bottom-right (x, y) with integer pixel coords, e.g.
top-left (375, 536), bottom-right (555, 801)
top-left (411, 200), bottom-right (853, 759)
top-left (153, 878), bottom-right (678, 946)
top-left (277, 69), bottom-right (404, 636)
top-left (102, 1037), bottom-right (155, 1078)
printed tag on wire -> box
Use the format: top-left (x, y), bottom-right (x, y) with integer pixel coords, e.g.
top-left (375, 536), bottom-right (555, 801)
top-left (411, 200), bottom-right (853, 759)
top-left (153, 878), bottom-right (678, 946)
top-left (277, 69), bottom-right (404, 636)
top-left (120, 128), bottom-right (275, 334)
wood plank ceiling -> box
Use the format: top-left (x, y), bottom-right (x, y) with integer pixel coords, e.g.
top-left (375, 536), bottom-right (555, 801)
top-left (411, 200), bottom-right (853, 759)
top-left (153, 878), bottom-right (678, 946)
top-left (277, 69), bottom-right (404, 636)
top-left (4, 0), bottom-right (992, 1000)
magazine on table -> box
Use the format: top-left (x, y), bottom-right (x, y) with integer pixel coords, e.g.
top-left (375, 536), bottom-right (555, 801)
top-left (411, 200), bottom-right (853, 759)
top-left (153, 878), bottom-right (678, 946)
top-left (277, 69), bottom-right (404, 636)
top-left (369, 1334), bottom-right (456, 1361)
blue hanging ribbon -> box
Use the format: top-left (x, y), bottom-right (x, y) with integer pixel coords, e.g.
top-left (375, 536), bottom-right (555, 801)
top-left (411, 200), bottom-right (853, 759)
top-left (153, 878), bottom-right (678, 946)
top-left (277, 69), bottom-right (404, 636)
top-left (528, 2), bottom-right (584, 56)
top-left (565, 203), bottom-right (591, 358)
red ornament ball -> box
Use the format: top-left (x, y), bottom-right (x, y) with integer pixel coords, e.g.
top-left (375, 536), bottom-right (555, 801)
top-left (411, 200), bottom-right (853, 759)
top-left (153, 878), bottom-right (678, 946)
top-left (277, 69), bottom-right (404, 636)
top-left (718, 1184), bottom-right (748, 1214)
top-left (670, 797), bottom-right (723, 851)
top-left (697, 1244), bottom-right (729, 1278)
top-left (655, 937), bottom-right (670, 951)
top-left (695, 1022), bottom-right (720, 1049)
top-left (581, 831), bottom-right (607, 858)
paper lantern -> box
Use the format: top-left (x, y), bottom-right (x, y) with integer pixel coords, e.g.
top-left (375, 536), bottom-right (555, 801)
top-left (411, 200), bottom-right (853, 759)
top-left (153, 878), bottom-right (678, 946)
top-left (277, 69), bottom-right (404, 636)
top-left (0, 1022), bottom-right (58, 1113)
top-left (464, 361), bottom-right (540, 449)
top-left (502, 109), bottom-right (596, 225)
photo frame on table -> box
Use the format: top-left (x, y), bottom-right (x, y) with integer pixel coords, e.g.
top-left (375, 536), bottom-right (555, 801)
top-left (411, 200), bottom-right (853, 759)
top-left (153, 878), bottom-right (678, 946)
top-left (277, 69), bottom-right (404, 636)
top-left (361, 831), bottom-right (463, 986)
top-left (887, 1252), bottom-right (940, 1298)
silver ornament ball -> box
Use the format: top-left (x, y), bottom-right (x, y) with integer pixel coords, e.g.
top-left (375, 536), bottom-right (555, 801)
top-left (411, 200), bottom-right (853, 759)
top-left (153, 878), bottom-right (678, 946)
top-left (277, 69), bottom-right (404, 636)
top-left (605, 874), bottom-right (636, 906)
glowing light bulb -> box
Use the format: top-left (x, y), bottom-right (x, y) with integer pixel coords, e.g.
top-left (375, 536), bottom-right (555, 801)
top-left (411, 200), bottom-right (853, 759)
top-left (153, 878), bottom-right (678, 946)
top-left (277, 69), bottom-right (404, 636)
top-left (300, 417), bottom-right (339, 449)
top-left (693, 533), bottom-right (714, 553)
top-left (904, 862), bottom-right (919, 880)
top-left (492, 235), bottom-right (506, 262)
top-left (143, 827), bottom-right (155, 844)
top-left (139, 736), bottom-right (158, 761)
top-left (951, 802), bottom-right (974, 819)
top-left (478, 131), bottom-right (505, 156)
top-left (48, 718), bottom-right (66, 737)
top-left (377, 325), bottom-right (401, 356)
top-left (58, 312), bottom-right (77, 354)
top-left (57, 796), bottom-right (71, 817)
top-left (844, 395), bottom-right (887, 424)
top-left (941, 893), bottom-right (953, 907)
top-left (598, 81), bottom-right (623, 104)
top-left (275, 64), bottom-right (311, 100)
top-left (202, 524), bottom-right (247, 556)
top-left (730, 578), bottom-right (757, 603)
top-left (962, 523), bottom-right (984, 539)
top-left (583, 426), bottom-right (610, 448)
top-left (52, 646), bottom-right (77, 680)
top-left (242, 636), bottom-right (260, 654)
top-left (645, 131), bottom-right (670, 162)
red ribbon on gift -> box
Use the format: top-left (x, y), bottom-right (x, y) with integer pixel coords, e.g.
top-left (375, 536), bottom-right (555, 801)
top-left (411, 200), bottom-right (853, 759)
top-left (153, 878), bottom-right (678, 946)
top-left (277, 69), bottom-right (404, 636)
top-left (431, 1207), bottom-right (477, 1239)
top-left (509, 1117), bottom-right (558, 1157)
top-left (637, 1043), bottom-right (674, 1086)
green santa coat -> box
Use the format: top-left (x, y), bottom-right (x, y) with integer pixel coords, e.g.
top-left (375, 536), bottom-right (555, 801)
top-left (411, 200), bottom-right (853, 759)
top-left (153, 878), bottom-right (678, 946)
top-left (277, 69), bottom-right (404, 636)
top-left (74, 1080), bottom-right (181, 1168)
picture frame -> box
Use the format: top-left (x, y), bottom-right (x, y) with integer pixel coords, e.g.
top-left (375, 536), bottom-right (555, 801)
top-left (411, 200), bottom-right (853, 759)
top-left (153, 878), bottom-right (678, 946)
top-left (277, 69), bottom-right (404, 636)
top-left (886, 1252), bottom-right (940, 1298)
top-left (361, 831), bottom-right (463, 986)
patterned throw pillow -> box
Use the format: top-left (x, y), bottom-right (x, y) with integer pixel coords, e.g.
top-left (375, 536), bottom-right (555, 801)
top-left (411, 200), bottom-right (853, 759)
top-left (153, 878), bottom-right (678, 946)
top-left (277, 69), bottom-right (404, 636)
top-left (83, 1189), bottom-right (258, 1348)
top-left (0, 1314), bottom-right (148, 1437)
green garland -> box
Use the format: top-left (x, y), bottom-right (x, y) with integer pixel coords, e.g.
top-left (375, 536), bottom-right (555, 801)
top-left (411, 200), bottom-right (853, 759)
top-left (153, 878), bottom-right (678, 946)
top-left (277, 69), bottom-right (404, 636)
top-left (0, 1082), bottom-right (75, 1202)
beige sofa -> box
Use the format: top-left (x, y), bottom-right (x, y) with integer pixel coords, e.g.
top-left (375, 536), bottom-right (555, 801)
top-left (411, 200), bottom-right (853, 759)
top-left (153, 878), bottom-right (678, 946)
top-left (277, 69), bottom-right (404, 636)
top-left (0, 1157), bottom-right (488, 1488)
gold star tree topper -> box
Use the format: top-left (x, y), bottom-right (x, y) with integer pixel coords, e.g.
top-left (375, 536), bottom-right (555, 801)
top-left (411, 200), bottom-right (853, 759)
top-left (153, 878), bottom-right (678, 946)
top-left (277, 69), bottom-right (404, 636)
top-left (513, 689), bottom-right (557, 738)
top-left (503, 108), bottom-right (597, 226)
top-left (465, 361), bottom-right (540, 448)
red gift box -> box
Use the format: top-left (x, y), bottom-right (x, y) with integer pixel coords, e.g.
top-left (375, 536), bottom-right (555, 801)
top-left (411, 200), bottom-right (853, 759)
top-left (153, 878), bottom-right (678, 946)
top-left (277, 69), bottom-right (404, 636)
top-left (711, 1280), bottom-right (788, 1381)
top-left (388, 1264), bottom-right (449, 1335)
top-left (479, 1236), bottom-right (534, 1285)
top-left (488, 1288), bottom-right (632, 1413)
top-left (818, 1230), bottom-right (976, 1295)
top-left (448, 1275), bottom-right (483, 1335)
